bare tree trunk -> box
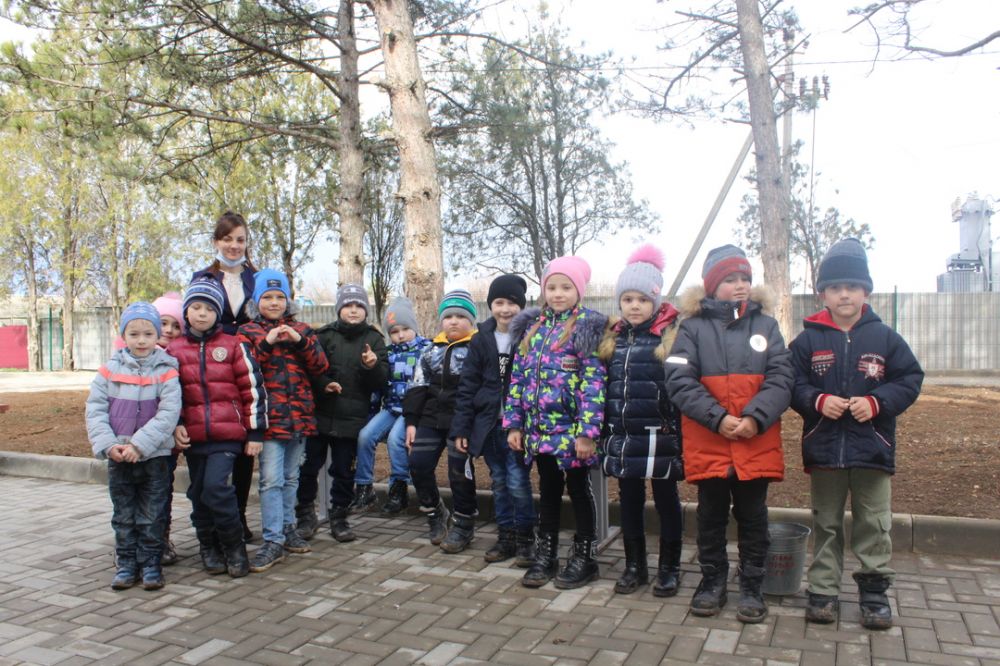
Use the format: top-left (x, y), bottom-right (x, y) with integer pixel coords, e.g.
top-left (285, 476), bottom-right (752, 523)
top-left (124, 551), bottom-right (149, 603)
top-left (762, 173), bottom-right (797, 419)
top-left (61, 205), bottom-right (77, 371)
top-left (736, 0), bottom-right (792, 337)
top-left (369, 0), bottom-right (444, 334)
top-left (336, 0), bottom-right (367, 288)
top-left (19, 231), bottom-right (41, 372)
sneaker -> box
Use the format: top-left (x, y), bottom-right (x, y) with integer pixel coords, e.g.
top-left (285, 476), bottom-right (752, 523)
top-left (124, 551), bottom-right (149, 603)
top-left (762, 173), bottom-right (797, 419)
top-left (111, 560), bottom-right (139, 590)
top-left (249, 541), bottom-right (286, 573)
top-left (141, 565), bottom-right (165, 591)
top-left (283, 525), bottom-right (311, 554)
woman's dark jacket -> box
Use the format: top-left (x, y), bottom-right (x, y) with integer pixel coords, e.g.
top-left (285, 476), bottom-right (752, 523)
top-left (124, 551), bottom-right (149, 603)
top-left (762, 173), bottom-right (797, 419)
top-left (192, 266), bottom-right (255, 335)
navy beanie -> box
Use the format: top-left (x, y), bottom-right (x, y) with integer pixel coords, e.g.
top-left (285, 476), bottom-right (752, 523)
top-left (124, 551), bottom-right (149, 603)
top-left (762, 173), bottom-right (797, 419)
top-left (816, 238), bottom-right (873, 293)
top-left (183, 276), bottom-right (226, 320)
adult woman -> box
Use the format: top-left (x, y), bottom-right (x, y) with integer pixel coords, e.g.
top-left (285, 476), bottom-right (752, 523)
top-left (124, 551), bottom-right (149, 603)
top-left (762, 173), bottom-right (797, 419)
top-left (192, 211), bottom-right (258, 540)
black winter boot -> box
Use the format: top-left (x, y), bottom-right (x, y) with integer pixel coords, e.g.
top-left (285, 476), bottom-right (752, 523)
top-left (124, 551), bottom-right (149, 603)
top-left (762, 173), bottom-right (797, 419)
top-left (240, 513), bottom-right (253, 542)
top-left (111, 557), bottom-right (139, 590)
top-left (855, 573), bottom-right (893, 630)
top-left (329, 506), bottom-right (357, 542)
top-left (806, 592), bottom-right (839, 624)
top-left (514, 527), bottom-right (536, 568)
top-left (295, 502), bottom-right (319, 540)
top-left (440, 512), bottom-right (476, 554)
top-left (484, 527), bottom-right (517, 563)
top-left (522, 531), bottom-right (559, 588)
top-left (161, 526), bottom-right (178, 566)
top-left (690, 563), bottom-right (729, 616)
top-left (196, 529), bottom-right (226, 575)
top-left (614, 537), bottom-right (649, 594)
top-left (381, 480), bottom-right (409, 515)
top-left (736, 562), bottom-right (768, 623)
top-left (349, 484), bottom-right (378, 514)
top-left (424, 501), bottom-right (451, 545)
top-left (652, 539), bottom-right (682, 597)
top-left (219, 527), bottom-right (250, 578)
top-left (554, 536), bottom-right (600, 590)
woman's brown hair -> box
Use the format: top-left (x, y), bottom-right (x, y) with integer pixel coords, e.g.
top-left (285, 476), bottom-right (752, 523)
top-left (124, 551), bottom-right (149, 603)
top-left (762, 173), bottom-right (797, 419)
top-left (208, 211), bottom-right (258, 272)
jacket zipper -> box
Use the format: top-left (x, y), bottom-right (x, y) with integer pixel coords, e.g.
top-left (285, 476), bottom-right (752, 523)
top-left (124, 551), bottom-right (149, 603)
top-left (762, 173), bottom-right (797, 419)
top-left (530, 317), bottom-right (557, 427)
top-left (838, 331), bottom-right (852, 467)
top-left (199, 340), bottom-right (211, 439)
top-left (620, 330), bottom-right (634, 471)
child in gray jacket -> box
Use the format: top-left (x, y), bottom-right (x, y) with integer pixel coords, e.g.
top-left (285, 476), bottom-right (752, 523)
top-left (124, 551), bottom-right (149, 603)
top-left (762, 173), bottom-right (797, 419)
top-left (86, 302), bottom-right (182, 591)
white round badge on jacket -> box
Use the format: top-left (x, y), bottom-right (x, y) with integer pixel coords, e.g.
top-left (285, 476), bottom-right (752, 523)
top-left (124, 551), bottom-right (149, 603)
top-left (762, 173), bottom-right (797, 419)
top-left (212, 347), bottom-right (229, 362)
top-left (749, 334), bottom-right (768, 352)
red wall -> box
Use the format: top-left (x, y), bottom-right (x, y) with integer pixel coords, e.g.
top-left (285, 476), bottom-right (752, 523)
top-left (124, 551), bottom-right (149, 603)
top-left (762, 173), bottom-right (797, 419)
top-left (0, 326), bottom-right (29, 369)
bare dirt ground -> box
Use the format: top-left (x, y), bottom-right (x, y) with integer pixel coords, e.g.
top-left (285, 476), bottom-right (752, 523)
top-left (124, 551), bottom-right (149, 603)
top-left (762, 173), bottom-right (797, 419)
top-left (1, 385), bottom-right (997, 519)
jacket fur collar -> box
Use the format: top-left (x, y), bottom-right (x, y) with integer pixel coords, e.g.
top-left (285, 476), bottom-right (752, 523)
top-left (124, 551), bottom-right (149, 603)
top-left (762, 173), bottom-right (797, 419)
top-left (677, 284), bottom-right (776, 319)
top-left (510, 305), bottom-right (607, 357)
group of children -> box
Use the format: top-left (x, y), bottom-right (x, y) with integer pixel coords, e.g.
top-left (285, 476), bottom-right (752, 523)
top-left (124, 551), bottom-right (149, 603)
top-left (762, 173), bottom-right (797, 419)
top-left (86, 235), bottom-right (922, 631)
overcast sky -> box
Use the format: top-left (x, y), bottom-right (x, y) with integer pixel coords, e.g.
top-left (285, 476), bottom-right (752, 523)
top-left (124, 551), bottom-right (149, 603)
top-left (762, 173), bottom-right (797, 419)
top-left (3, 1), bottom-right (998, 298)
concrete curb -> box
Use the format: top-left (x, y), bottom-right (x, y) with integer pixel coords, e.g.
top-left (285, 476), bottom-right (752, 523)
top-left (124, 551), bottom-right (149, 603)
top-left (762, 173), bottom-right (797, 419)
top-left (2, 450), bottom-right (997, 558)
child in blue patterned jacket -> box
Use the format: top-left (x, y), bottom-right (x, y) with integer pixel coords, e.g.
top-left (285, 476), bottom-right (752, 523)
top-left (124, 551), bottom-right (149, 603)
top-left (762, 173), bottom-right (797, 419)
top-left (352, 297), bottom-right (432, 515)
top-left (86, 302), bottom-right (182, 592)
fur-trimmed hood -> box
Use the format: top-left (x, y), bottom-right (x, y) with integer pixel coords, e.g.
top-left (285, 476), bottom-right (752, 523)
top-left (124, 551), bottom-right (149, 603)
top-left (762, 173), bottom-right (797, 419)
top-left (510, 305), bottom-right (607, 357)
top-left (598, 303), bottom-right (679, 363)
top-left (677, 284), bottom-right (776, 319)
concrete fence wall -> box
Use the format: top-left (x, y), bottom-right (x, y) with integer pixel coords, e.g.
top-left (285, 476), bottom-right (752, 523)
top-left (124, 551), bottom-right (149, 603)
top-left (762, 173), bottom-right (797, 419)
top-left (22, 291), bottom-right (1000, 372)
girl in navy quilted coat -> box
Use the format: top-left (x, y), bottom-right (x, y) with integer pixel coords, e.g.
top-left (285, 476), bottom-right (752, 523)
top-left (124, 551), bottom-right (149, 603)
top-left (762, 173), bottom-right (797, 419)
top-left (598, 245), bottom-right (684, 597)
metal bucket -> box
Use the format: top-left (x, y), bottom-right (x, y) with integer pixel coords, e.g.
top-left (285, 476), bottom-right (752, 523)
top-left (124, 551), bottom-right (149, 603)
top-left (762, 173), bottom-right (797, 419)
top-left (762, 522), bottom-right (811, 596)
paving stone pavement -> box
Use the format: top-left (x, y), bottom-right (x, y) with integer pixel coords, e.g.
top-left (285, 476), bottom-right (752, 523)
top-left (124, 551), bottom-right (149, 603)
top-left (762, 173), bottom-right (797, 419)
top-left (1, 476), bottom-right (998, 666)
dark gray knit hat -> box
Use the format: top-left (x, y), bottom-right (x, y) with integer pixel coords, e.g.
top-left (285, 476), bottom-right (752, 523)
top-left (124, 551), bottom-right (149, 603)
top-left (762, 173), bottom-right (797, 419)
top-left (816, 238), bottom-right (873, 293)
top-left (336, 283), bottom-right (370, 317)
top-left (383, 296), bottom-right (419, 334)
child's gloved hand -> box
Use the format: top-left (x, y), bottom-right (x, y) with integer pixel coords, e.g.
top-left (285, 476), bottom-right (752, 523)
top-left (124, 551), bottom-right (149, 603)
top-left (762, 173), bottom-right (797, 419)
top-left (848, 396), bottom-right (875, 423)
top-left (819, 394), bottom-right (850, 420)
top-left (507, 429), bottom-right (523, 452)
top-left (718, 414), bottom-right (741, 440)
top-left (575, 436), bottom-right (596, 459)
top-left (360, 344), bottom-right (377, 369)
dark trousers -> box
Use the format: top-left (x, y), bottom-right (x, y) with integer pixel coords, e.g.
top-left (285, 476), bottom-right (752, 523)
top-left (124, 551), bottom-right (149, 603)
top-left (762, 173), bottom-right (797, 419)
top-left (299, 434), bottom-right (356, 510)
top-left (696, 476), bottom-right (770, 569)
top-left (161, 453), bottom-right (178, 533)
top-left (233, 452), bottom-right (254, 521)
top-left (536, 454), bottom-right (596, 539)
top-left (619, 477), bottom-right (683, 542)
top-left (109, 456), bottom-right (171, 567)
top-left (408, 426), bottom-right (477, 516)
top-left (186, 451), bottom-right (242, 537)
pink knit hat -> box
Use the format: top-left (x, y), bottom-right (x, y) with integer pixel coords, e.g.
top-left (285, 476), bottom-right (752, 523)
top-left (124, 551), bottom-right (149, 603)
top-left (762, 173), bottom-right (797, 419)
top-left (542, 255), bottom-right (592, 300)
top-left (152, 292), bottom-right (184, 327)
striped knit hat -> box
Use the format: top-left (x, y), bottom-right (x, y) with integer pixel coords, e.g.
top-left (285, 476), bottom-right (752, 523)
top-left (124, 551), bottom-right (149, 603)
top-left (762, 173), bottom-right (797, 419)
top-left (438, 289), bottom-right (477, 323)
top-left (702, 244), bottom-right (752, 298)
top-left (183, 276), bottom-right (225, 320)
top-left (120, 302), bottom-right (162, 337)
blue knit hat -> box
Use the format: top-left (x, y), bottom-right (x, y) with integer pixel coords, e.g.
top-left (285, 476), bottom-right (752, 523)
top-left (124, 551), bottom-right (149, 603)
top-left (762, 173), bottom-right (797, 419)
top-left (253, 268), bottom-right (291, 304)
top-left (183, 276), bottom-right (225, 320)
top-left (120, 302), bottom-right (162, 337)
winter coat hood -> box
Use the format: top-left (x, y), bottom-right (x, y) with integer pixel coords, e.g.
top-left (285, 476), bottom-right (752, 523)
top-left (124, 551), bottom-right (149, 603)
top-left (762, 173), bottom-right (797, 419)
top-left (677, 284), bottom-right (776, 319)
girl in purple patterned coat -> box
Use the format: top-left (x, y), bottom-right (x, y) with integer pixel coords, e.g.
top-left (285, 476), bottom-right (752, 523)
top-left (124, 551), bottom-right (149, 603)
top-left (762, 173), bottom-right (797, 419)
top-left (504, 255), bottom-right (608, 590)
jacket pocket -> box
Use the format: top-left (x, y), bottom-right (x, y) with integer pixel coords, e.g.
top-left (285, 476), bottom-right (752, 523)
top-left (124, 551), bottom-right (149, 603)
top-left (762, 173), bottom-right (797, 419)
top-left (871, 423), bottom-right (894, 449)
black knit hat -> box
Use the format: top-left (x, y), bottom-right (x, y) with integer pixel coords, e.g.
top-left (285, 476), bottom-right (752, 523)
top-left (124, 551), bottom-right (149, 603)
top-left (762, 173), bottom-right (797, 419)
top-left (486, 274), bottom-right (527, 309)
top-left (816, 238), bottom-right (873, 293)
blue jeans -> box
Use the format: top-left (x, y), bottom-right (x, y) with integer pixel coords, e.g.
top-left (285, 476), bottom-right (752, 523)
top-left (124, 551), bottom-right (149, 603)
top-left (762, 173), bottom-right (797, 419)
top-left (259, 436), bottom-right (306, 544)
top-left (356, 409), bottom-right (409, 485)
top-left (482, 423), bottom-right (535, 529)
top-left (109, 456), bottom-right (172, 567)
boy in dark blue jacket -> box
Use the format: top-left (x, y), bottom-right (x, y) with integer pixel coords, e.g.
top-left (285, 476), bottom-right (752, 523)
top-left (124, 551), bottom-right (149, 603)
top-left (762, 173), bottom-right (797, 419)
top-left (451, 275), bottom-right (536, 563)
top-left (789, 239), bottom-right (923, 630)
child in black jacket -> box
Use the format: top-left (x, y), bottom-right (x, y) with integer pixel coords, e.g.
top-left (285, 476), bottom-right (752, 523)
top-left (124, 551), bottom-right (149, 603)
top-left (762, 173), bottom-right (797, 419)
top-left (790, 239), bottom-right (923, 630)
top-left (403, 289), bottom-right (477, 548)
top-left (451, 275), bottom-right (536, 563)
